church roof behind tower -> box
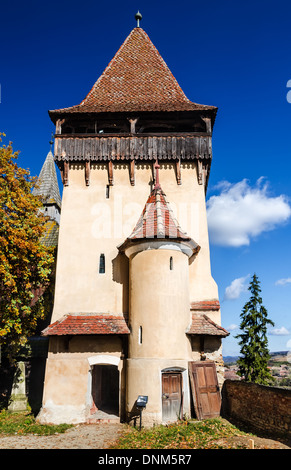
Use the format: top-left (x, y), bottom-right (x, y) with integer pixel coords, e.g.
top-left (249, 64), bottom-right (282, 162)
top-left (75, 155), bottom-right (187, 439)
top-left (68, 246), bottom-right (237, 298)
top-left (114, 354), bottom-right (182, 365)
top-left (33, 150), bottom-right (62, 209)
top-left (49, 27), bottom-right (217, 117)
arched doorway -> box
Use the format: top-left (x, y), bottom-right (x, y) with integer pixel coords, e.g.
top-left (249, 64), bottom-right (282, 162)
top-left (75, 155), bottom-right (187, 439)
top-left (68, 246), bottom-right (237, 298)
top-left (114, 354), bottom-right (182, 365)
top-left (88, 355), bottom-right (120, 419)
top-left (91, 365), bottom-right (119, 416)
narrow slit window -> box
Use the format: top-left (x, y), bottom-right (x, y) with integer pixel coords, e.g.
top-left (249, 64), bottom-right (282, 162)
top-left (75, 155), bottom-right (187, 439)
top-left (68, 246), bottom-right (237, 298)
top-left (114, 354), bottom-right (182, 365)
top-left (106, 184), bottom-right (110, 199)
top-left (99, 253), bottom-right (105, 274)
top-left (138, 326), bottom-right (143, 344)
top-left (170, 256), bottom-right (173, 270)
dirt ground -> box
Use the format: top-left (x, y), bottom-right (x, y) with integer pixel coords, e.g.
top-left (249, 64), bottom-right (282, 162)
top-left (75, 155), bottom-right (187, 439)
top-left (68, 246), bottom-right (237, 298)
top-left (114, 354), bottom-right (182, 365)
top-left (0, 421), bottom-right (289, 449)
top-left (0, 422), bottom-right (124, 449)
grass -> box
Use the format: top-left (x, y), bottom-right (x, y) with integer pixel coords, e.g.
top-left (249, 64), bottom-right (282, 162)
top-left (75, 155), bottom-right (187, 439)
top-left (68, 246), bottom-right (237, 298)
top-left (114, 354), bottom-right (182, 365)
top-left (0, 410), bottom-right (72, 436)
top-left (109, 417), bottom-right (250, 449)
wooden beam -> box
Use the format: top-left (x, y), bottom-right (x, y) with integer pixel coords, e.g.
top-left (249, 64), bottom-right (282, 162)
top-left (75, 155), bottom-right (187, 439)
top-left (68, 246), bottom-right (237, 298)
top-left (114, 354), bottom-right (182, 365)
top-left (63, 161), bottom-right (69, 186)
top-left (56, 118), bottom-right (65, 135)
top-left (128, 117), bottom-right (139, 134)
top-left (130, 159), bottom-right (135, 186)
top-left (197, 160), bottom-right (203, 185)
top-left (201, 116), bottom-right (212, 135)
top-left (176, 159), bottom-right (181, 185)
top-left (85, 160), bottom-right (90, 186)
top-left (108, 160), bottom-right (114, 186)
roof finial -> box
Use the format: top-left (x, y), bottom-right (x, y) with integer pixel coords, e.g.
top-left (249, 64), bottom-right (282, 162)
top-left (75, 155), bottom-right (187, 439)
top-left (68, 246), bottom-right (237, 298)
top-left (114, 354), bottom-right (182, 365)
top-left (154, 160), bottom-right (160, 189)
top-left (135, 10), bottom-right (142, 28)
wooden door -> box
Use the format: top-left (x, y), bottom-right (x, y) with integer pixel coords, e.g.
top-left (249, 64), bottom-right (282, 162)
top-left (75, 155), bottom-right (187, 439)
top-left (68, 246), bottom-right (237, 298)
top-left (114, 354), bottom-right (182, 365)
top-left (162, 372), bottom-right (182, 421)
top-left (188, 361), bottom-right (221, 420)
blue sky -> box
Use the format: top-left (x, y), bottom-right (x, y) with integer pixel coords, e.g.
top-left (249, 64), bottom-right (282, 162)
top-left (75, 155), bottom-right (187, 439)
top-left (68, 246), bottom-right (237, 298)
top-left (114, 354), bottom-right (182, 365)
top-left (1, 0), bottom-right (291, 355)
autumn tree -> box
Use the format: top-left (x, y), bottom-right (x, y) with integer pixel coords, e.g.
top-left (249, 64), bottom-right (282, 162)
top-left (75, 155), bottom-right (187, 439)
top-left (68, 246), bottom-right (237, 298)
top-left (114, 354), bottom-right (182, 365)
top-left (235, 273), bottom-right (274, 384)
top-left (0, 134), bottom-right (54, 361)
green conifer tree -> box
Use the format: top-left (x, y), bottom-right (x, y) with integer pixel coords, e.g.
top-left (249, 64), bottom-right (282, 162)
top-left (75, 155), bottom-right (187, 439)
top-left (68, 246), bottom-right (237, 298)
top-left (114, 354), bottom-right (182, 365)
top-left (235, 273), bottom-right (274, 384)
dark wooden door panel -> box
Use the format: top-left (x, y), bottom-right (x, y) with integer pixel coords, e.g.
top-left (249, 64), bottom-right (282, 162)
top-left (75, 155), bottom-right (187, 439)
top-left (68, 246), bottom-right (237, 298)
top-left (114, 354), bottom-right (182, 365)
top-left (162, 373), bottom-right (182, 421)
top-left (188, 361), bottom-right (221, 420)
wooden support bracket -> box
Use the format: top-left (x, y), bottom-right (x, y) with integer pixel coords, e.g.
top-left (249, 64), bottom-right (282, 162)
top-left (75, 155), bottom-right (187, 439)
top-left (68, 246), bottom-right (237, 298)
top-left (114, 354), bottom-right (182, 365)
top-left (201, 116), bottom-right (212, 134)
top-left (108, 160), bottom-right (114, 186)
top-left (197, 160), bottom-right (203, 185)
top-left (128, 117), bottom-right (139, 134)
top-left (63, 161), bottom-right (69, 186)
top-left (197, 160), bottom-right (210, 191)
top-left (56, 118), bottom-right (65, 135)
top-left (130, 160), bottom-right (135, 186)
top-left (176, 159), bottom-right (181, 185)
top-left (85, 160), bottom-right (90, 186)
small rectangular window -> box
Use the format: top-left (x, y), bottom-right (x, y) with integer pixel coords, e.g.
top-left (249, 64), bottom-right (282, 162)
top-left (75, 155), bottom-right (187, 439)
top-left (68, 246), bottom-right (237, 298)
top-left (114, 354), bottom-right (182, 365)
top-left (106, 185), bottom-right (110, 199)
top-left (99, 253), bottom-right (105, 273)
top-left (170, 256), bottom-right (173, 270)
top-left (138, 326), bottom-right (143, 344)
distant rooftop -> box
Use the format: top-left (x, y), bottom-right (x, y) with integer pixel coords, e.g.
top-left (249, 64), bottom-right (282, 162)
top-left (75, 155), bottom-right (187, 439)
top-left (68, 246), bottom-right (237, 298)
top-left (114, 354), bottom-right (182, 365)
top-left (33, 150), bottom-right (61, 209)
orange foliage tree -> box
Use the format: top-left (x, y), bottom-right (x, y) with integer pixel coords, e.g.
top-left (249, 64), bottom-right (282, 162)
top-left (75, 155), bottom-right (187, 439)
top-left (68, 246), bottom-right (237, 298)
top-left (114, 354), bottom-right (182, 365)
top-left (0, 134), bottom-right (54, 361)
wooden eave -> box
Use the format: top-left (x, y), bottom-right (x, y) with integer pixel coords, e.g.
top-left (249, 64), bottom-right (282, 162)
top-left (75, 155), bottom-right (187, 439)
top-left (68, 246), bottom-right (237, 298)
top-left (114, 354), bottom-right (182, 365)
top-left (48, 108), bottom-right (218, 129)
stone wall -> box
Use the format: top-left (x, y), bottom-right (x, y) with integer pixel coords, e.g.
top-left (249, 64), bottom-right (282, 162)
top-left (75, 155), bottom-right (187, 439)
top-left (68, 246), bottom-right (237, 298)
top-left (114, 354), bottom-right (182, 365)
top-left (222, 380), bottom-right (291, 440)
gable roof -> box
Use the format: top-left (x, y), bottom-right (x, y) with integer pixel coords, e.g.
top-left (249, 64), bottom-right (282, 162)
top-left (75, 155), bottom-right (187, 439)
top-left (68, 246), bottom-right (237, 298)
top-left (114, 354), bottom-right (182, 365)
top-left (32, 151), bottom-right (61, 209)
top-left (49, 27), bottom-right (217, 116)
top-left (41, 314), bottom-right (130, 336)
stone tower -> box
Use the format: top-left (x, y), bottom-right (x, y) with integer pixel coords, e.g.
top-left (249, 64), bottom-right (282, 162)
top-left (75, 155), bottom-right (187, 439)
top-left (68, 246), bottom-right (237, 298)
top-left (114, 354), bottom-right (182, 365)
top-left (38, 18), bottom-right (229, 426)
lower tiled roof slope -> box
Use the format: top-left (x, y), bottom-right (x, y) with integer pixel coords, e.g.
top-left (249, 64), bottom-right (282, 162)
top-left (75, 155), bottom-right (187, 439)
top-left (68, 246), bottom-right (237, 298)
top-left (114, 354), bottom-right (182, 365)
top-left (42, 314), bottom-right (130, 336)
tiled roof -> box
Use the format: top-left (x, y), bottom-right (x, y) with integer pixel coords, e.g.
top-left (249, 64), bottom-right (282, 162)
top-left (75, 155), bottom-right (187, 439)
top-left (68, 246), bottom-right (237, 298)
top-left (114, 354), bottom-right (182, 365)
top-left (129, 186), bottom-right (189, 240)
top-left (41, 220), bottom-right (59, 247)
top-left (186, 314), bottom-right (229, 337)
top-left (49, 27), bottom-right (217, 116)
top-left (118, 173), bottom-right (200, 255)
top-left (190, 300), bottom-right (220, 311)
top-left (33, 151), bottom-right (61, 209)
top-left (41, 314), bottom-right (130, 336)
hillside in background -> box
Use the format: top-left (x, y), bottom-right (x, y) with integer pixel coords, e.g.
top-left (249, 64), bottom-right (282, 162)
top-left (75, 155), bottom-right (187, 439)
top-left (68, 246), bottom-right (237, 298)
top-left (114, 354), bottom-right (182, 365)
top-left (223, 351), bottom-right (290, 364)
top-left (223, 351), bottom-right (291, 386)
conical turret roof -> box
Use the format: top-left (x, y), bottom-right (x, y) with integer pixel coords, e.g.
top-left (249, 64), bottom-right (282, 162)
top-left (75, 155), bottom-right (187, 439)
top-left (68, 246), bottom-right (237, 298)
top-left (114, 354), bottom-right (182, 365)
top-left (118, 165), bottom-right (200, 256)
top-left (33, 151), bottom-right (61, 209)
top-left (49, 27), bottom-right (217, 117)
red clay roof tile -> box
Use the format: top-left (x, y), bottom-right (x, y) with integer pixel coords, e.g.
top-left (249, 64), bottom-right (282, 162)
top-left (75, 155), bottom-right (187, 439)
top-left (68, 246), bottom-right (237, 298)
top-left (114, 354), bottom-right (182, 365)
top-left (41, 314), bottom-right (130, 336)
top-left (190, 300), bottom-right (221, 311)
top-left (118, 175), bottom-right (200, 255)
top-left (187, 314), bottom-right (229, 337)
top-left (49, 28), bottom-right (217, 115)
top-left (129, 185), bottom-right (189, 240)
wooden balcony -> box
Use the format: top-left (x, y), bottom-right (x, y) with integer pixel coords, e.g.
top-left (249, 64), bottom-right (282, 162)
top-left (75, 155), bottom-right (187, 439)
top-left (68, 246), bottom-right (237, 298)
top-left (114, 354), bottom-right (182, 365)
top-left (54, 133), bottom-right (212, 162)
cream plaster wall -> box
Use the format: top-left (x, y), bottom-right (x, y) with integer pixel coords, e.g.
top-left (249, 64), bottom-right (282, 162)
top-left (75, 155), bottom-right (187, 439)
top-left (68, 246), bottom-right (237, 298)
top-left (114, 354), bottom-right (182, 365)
top-left (40, 161), bottom-right (222, 425)
top-left (126, 359), bottom-right (191, 426)
top-left (37, 336), bottom-right (124, 424)
top-left (128, 248), bottom-right (192, 359)
top-left (125, 246), bottom-right (193, 422)
top-left (52, 161), bottom-right (218, 323)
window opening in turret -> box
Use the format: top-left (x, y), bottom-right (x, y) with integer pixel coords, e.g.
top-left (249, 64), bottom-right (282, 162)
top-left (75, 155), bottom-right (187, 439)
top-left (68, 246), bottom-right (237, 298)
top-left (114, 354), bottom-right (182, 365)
top-left (99, 254), bottom-right (105, 274)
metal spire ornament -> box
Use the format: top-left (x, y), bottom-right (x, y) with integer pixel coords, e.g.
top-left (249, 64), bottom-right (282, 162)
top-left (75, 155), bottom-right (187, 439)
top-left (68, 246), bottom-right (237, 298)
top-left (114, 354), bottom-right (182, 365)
top-left (135, 10), bottom-right (142, 27)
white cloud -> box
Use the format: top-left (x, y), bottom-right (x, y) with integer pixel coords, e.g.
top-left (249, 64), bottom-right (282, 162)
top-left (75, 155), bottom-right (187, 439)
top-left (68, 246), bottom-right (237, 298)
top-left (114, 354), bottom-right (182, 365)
top-left (224, 275), bottom-right (249, 301)
top-left (275, 278), bottom-right (291, 286)
top-left (207, 178), bottom-right (291, 247)
top-left (286, 339), bottom-right (291, 349)
top-left (227, 323), bottom-right (239, 331)
top-left (270, 326), bottom-right (290, 336)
